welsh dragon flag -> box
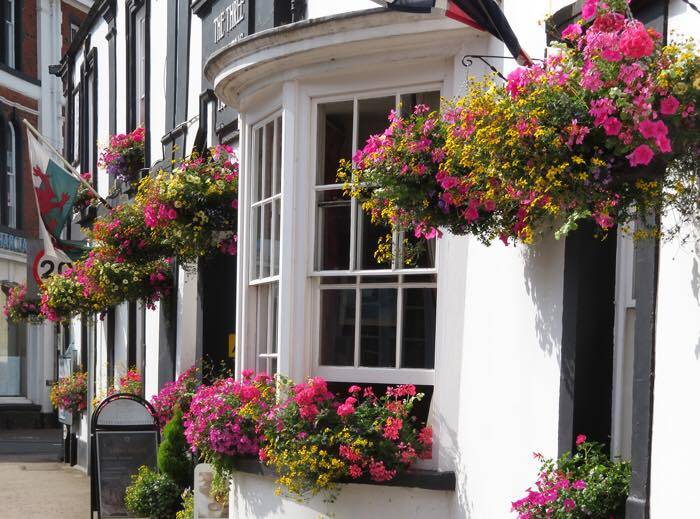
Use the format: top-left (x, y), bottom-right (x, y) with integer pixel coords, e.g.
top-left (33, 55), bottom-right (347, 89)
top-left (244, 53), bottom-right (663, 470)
top-left (26, 130), bottom-right (85, 262)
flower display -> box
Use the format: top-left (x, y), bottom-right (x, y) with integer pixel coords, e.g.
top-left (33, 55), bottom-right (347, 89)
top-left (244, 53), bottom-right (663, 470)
top-left (138, 145), bottom-right (239, 266)
top-left (3, 284), bottom-right (44, 324)
top-left (99, 127), bottom-right (145, 185)
top-left (259, 378), bottom-right (432, 498)
top-left (41, 143), bottom-right (238, 320)
top-left (94, 367), bottom-right (144, 408)
top-left (87, 202), bottom-right (171, 262)
top-left (40, 252), bottom-right (173, 322)
top-left (50, 372), bottom-right (88, 414)
top-left (511, 436), bottom-right (630, 518)
top-left (342, 1), bottom-right (699, 251)
top-left (151, 365), bottom-right (200, 429)
top-left (183, 371), bottom-right (275, 469)
top-left (72, 173), bottom-right (98, 216)
top-left (180, 372), bottom-right (432, 500)
top-left (114, 367), bottom-right (144, 396)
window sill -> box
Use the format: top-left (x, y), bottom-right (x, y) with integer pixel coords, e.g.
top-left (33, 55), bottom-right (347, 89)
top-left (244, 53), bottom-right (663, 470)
top-left (229, 458), bottom-right (456, 492)
top-left (0, 63), bottom-right (41, 86)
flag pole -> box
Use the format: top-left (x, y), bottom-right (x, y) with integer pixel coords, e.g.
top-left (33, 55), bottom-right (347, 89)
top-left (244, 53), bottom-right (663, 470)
top-left (22, 119), bottom-right (113, 210)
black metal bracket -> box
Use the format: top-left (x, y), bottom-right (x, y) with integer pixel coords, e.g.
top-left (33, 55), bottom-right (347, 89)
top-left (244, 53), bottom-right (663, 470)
top-left (461, 54), bottom-right (544, 81)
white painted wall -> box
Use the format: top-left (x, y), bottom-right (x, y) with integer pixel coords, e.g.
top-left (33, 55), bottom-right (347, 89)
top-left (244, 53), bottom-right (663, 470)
top-left (148, 0), bottom-right (168, 167)
top-left (114, 302), bottom-right (129, 379)
top-left (648, 4), bottom-right (700, 515)
top-left (144, 303), bottom-right (162, 400)
top-left (229, 472), bottom-right (453, 519)
top-left (175, 267), bottom-right (201, 377)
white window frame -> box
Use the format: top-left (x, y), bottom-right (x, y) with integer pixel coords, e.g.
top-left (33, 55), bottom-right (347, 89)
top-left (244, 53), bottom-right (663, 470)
top-left (310, 85), bottom-right (442, 386)
top-left (4, 0), bottom-right (15, 68)
top-left (72, 86), bottom-right (80, 164)
top-left (6, 121), bottom-right (16, 228)
top-left (70, 23), bottom-right (80, 42)
top-left (135, 9), bottom-right (147, 127)
top-left (248, 112), bottom-right (283, 374)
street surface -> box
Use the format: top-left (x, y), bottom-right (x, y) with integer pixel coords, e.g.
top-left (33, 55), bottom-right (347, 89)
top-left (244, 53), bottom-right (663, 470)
top-left (0, 429), bottom-right (90, 518)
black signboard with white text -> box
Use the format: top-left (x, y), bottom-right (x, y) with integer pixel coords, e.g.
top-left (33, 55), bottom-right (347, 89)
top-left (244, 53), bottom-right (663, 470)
top-left (91, 394), bottom-right (160, 518)
top-left (194, 0), bottom-right (300, 140)
top-left (195, 0), bottom-right (252, 136)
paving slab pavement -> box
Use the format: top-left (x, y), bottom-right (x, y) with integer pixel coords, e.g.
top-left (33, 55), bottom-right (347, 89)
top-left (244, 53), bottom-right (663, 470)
top-left (0, 429), bottom-right (90, 518)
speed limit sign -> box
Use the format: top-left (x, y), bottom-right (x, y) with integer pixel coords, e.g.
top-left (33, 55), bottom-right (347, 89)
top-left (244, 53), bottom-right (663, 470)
top-left (32, 249), bottom-right (72, 286)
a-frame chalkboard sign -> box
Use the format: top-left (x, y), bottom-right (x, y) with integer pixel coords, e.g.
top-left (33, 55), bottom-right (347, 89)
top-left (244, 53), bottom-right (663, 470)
top-left (90, 393), bottom-right (160, 518)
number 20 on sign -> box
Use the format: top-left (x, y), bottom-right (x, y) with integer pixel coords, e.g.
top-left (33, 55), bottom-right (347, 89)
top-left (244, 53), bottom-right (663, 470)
top-left (32, 249), bottom-right (72, 286)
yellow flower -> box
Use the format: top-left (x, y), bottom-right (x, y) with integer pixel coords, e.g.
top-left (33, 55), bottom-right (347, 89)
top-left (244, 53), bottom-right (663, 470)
top-left (673, 82), bottom-right (688, 95)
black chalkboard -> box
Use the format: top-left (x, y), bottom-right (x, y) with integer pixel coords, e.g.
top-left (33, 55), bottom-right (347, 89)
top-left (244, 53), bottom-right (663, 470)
top-left (96, 430), bottom-right (158, 517)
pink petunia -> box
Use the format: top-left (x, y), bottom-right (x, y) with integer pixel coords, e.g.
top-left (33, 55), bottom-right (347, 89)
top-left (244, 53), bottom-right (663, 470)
top-left (638, 119), bottom-right (668, 140)
top-left (562, 23), bottom-right (582, 40)
top-left (659, 96), bottom-right (680, 115)
top-left (581, 0), bottom-right (598, 20)
top-left (627, 144), bottom-right (655, 166)
top-left (603, 117), bottom-right (622, 136)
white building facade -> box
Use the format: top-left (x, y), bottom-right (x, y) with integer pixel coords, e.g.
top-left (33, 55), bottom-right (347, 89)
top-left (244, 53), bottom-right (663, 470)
top-left (0, 0), bottom-right (90, 427)
top-left (61, 0), bottom-right (699, 517)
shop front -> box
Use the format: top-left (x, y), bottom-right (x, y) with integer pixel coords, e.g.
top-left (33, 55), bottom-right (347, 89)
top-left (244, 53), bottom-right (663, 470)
top-left (0, 232), bottom-right (28, 397)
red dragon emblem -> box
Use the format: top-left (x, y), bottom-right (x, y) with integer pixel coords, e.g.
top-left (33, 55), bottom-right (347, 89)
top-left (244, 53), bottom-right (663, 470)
top-left (33, 165), bottom-right (69, 232)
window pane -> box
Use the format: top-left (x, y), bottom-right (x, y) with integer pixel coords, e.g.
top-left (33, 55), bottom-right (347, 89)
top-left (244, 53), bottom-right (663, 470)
top-left (357, 209), bottom-right (392, 270)
top-left (254, 127), bottom-right (263, 202)
top-left (270, 283), bottom-right (278, 354)
top-left (6, 123), bottom-right (15, 228)
top-left (320, 289), bottom-right (356, 366)
top-left (262, 203), bottom-right (271, 278)
top-left (316, 190), bottom-right (351, 270)
top-left (73, 91), bottom-right (80, 161)
top-left (271, 199), bottom-right (280, 276)
top-left (251, 207), bottom-right (261, 279)
top-left (357, 96), bottom-right (395, 151)
top-left (317, 101), bottom-right (353, 185)
top-left (320, 276), bottom-right (356, 285)
top-left (359, 275), bottom-right (398, 284)
top-left (401, 288), bottom-right (436, 369)
top-left (399, 91), bottom-right (440, 117)
top-left (255, 285), bottom-right (270, 359)
top-left (263, 121), bottom-right (274, 199)
top-left (402, 234), bottom-right (436, 269)
top-left (360, 288), bottom-right (397, 367)
top-left (274, 117), bottom-right (282, 195)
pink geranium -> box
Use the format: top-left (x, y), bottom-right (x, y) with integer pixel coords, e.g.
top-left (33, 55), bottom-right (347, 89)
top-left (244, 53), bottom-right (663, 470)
top-left (619, 21), bottom-right (655, 59)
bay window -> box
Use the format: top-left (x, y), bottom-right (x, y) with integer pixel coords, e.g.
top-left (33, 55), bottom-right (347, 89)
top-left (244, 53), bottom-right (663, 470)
top-left (249, 114), bottom-right (282, 375)
top-left (312, 89), bottom-right (440, 385)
